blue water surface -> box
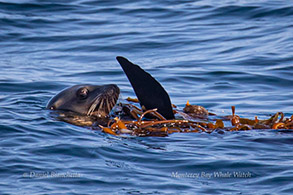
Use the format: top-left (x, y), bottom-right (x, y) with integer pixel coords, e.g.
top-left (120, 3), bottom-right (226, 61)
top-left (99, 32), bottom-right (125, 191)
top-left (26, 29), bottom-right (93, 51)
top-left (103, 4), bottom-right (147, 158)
top-left (0, 0), bottom-right (293, 194)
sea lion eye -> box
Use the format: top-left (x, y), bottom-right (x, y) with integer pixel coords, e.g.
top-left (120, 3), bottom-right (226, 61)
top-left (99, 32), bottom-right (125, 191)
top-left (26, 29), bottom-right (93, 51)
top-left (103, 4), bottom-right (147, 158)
top-left (77, 88), bottom-right (89, 100)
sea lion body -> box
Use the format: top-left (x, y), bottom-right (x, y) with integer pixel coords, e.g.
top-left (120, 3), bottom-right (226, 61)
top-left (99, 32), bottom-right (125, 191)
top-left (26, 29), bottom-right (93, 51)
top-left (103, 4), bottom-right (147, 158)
top-left (47, 56), bottom-right (208, 126)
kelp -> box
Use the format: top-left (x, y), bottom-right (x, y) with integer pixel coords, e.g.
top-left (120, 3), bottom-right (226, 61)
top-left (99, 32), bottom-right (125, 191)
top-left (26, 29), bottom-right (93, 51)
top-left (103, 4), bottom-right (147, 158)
top-left (98, 98), bottom-right (293, 136)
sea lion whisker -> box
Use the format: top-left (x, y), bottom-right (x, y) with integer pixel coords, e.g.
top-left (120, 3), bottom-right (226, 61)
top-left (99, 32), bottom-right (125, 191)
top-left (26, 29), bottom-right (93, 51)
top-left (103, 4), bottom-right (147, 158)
top-left (106, 99), bottom-right (111, 114)
top-left (87, 95), bottom-right (102, 116)
top-left (98, 98), bottom-right (105, 112)
top-left (104, 99), bottom-right (112, 114)
top-left (111, 98), bottom-right (116, 107)
top-left (109, 97), bottom-right (115, 109)
top-left (88, 94), bottom-right (118, 117)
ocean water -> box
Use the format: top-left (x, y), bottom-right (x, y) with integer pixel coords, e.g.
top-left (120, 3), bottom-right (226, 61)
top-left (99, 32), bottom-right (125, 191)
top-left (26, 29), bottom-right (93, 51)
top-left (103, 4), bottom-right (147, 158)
top-left (0, 0), bottom-right (293, 194)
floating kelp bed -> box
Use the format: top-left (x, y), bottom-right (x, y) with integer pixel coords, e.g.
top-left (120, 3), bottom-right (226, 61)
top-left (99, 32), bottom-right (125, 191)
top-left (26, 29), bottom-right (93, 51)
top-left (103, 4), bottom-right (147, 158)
top-left (97, 98), bottom-right (293, 137)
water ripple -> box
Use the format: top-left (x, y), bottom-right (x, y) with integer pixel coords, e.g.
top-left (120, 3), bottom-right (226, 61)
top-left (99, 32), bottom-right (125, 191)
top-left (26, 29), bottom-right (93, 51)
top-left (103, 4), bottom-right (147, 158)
top-left (0, 0), bottom-right (292, 194)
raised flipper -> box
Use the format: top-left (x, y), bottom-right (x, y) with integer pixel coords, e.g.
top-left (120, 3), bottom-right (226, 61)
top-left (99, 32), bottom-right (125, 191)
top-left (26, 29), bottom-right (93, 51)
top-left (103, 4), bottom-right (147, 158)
top-left (116, 56), bottom-right (174, 119)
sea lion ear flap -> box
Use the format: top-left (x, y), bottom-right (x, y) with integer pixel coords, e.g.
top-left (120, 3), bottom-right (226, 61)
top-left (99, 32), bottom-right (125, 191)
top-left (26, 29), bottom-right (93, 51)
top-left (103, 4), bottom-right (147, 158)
top-left (116, 56), bottom-right (174, 119)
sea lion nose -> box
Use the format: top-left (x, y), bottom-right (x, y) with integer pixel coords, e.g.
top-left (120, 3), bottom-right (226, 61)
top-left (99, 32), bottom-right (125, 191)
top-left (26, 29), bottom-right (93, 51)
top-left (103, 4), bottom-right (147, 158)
top-left (106, 84), bottom-right (120, 96)
top-left (109, 84), bottom-right (119, 90)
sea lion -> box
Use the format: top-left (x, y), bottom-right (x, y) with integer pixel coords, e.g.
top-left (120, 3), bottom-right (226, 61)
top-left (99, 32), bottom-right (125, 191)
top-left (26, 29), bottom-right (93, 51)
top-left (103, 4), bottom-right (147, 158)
top-left (47, 56), bottom-right (175, 120)
top-left (46, 84), bottom-right (120, 118)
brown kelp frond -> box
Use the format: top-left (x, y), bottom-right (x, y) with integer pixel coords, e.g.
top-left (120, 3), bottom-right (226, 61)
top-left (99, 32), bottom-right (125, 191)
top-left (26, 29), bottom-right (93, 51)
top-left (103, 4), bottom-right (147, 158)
top-left (97, 98), bottom-right (293, 137)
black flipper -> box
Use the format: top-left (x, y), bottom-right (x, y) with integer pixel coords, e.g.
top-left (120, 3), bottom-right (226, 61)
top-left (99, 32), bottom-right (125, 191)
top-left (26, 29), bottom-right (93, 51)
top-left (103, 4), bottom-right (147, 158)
top-left (116, 56), bottom-right (174, 119)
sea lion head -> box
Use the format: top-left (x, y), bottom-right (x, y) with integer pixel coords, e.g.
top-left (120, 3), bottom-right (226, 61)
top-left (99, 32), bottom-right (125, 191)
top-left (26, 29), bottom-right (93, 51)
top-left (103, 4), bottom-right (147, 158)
top-left (47, 84), bottom-right (120, 118)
